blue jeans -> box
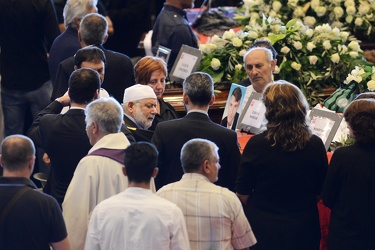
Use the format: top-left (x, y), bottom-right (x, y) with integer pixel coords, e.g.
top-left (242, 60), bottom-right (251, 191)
top-left (1, 81), bottom-right (52, 136)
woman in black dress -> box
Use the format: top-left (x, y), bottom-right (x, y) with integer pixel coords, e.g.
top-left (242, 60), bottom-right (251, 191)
top-left (134, 56), bottom-right (178, 130)
top-left (236, 80), bottom-right (328, 250)
top-left (322, 98), bottom-right (375, 250)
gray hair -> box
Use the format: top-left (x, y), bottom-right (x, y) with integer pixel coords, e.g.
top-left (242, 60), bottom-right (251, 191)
top-left (63, 0), bottom-right (98, 29)
top-left (85, 97), bottom-right (123, 134)
top-left (180, 138), bottom-right (218, 173)
top-left (183, 72), bottom-right (214, 107)
top-left (243, 47), bottom-right (273, 65)
top-left (80, 13), bottom-right (108, 45)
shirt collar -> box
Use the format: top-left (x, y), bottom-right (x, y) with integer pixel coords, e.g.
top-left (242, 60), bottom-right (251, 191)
top-left (164, 4), bottom-right (187, 18)
top-left (0, 177), bottom-right (37, 189)
top-left (181, 173), bottom-right (211, 183)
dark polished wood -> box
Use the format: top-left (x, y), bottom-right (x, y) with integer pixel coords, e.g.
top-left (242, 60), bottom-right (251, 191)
top-left (163, 87), bottom-right (229, 124)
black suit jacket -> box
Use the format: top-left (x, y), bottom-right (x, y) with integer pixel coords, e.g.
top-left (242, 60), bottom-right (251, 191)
top-left (152, 112), bottom-right (241, 191)
top-left (123, 115), bottom-right (154, 142)
top-left (51, 45), bottom-right (135, 103)
top-left (221, 112), bottom-right (240, 131)
top-left (27, 101), bottom-right (92, 205)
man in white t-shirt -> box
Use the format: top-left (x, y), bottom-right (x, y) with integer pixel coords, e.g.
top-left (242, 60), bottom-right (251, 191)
top-left (85, 142), bottom-right (189, 250)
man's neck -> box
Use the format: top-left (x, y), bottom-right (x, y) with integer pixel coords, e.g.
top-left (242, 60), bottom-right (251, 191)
top-left (128, 182), bottom-right (152, 189)
top-left (165, 1), bottom-right (183, 10)
top-left (70, 102), bottom-right (87, 109)
top-left (185, 105), bottom-right (209, 113)
top-left (3, 170), bottom-right (30, 178)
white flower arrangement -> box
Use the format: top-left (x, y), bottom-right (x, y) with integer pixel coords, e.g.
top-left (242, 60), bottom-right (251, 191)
top-left (198, 16), bottom-right (366, 106)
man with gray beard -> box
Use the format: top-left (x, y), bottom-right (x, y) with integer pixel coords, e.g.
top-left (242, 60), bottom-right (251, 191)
top-left (122, 84), bottom-right (157, 142)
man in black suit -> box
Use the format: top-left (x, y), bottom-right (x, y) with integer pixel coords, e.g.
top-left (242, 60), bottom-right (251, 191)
top-left (51, 13), bottom-right (135, 103)
top-left (28, 68), bottom-right (100, 206)
top-left (152, 72), bottom-right (241, 191)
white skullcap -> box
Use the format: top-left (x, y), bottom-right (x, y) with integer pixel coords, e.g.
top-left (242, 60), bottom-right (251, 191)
top-left (123, 84), bottom-right (157, 103)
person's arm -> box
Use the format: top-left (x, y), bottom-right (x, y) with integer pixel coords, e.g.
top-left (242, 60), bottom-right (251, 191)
top-left (236, 193), bottom-right (249, 207)
top-left (27, 97), bottom-right (66, 146)
top-left (51, 237), bottom-right (71, 250)
top-left (62, 157), bottom-right (96, 250)
top-left (43, 0), bottom-right (61, 50)
top-left (51, 61), bottom-right (73, 100)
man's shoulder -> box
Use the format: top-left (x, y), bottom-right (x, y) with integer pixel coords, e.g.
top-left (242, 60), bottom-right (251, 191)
top-left (104, 49), bottom-right (132, 63)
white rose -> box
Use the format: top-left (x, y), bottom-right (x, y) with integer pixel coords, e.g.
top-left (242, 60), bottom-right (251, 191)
top-left (332, 27), bottom-right (340, 36)
top-left (235, 64), bottom-right (243, 71)
top-left (291, 62), bottom-right (302, 70)
top-left (199, 44), bottom-right (207, 51)
top-left (293, 41), bottom-right (303, 50)
top-left (239, 49), bottom-right (247, 57)
top-left (210, 58), bottom-right (221, 70)
top-left (223, 29), bottom-right (235, 40)
top-left (269, 10), bottom-right (277, 17)
top-left (349, 51), bottom-right (359, 58)
top-left (355, 17), bottom-right (363, 26)
top-left (348, 41), bottom-right (360, 51)
top-left (331, 53), bottom-right (340, 63)
top-left (304, 16), bottom-right (316, 27)
top-left (333, 7), bottom-right (344, 18)
top-left (346, 15), bottom-right (354, 23)
top-left (272, 1), bottom-right (282, 11)
top-left (248, 31), bottom-right (259, 39)
top-left (306, 28), bottom-right (314, 37)
top-left (206, 43), bottom-right (217, 51)
top-left (371, 72), bottom-right (375, 80)
top-left (323, 40), bottom-right (332, 50)
top-left (345, 0), bottom-right (355, 7)
top-left (293, 7), bottom-right (305, 17)
top-left (359, 3), bottom-right (370, 15)
top-left (316, 6), bottom-right (327, 17)
top-left (288, 0), bottom-right (299, 8)
top-left (307, 42), bottom-right (316, 51)
top-left (309, 55), bottom-right (318, 65)
top-left (211, 35), bottom-right (221, 43)
top-left (311, 0), bottom-right (320, 9)
top-left (367, 80), bottom-right (375, 91)
top-left (331, 21), bottom-right (344, 29)
top-left (232, 37), bottom-right (243, 47)
top-left (322, 23), bottom-right (332, 32)
top-left (314, 25), bottom-right (322, 33)
top-left (340, 45), bottom-right (348, 54)
top-left (346, 6), bottom-right (356, 15)
top-left (281, 46), bottom-right (291, 54)
top-left (274, 65), bottom-right (280, 74)
top-left (340, 31), bottom-right (349, 41)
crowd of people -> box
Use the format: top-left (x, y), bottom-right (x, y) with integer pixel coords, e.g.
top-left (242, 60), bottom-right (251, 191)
top-left (1, 0), bottom-right (375, 249)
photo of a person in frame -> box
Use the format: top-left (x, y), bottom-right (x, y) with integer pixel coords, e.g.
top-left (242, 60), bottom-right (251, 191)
top-left (221, 87), bottom-right (242, 130)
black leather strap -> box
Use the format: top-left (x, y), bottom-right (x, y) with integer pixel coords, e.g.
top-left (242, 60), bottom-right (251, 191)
top-left (0, 186), bottom-right (31, 226)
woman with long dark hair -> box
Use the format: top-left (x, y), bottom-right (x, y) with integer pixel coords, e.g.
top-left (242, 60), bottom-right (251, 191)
top-left (236, 80), bottom-right (328, 250)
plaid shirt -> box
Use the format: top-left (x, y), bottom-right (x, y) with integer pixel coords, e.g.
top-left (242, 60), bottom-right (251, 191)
top-left (157, 173), bottom-right (257, 250)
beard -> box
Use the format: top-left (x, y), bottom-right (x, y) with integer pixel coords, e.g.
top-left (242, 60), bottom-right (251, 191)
top-left (133, 108), bottom-right (153, 129)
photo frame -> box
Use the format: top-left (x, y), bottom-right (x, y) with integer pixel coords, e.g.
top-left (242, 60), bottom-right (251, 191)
top-left (169, 45), bottom-right (202, 84)
top-left (236, 91), bottom-right (265, 134)
top-left (156, 46), bottom-right (171, 64)
top-left (309, 108), bottom-right (343, 151)
top-left (220, 83), bottom-right (247, 131)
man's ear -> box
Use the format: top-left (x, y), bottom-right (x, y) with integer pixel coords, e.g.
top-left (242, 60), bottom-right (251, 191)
top-left (127, 101), bottom-right (135, 112)
top-left (183, 93), bottom-right (189, 105)
top-left (208, 95), bottom-right (215, 106)
top-left (152, 168), bottom-right (159, 178)
top-left (270, 59), bottom-right (277, 72)
top-left (103, 33), bottom-right (109, 44)
top-left (122, 167), bottom-right (127, 177)
top-left (202, 159), bottom-right (210, 175)
top-left (91, 121), bottom-right (99, 134)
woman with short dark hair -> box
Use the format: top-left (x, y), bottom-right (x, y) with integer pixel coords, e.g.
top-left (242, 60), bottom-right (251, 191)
top-left (322, 98), bottom-right (375, 250)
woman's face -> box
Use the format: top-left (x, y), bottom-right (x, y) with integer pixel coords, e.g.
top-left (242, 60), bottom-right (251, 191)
top-left (147, 70), bottom-right (166, 99)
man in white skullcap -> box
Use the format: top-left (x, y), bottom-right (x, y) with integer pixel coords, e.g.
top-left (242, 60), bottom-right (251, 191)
top-left (122, 84), bottom-right (158, 142)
